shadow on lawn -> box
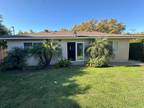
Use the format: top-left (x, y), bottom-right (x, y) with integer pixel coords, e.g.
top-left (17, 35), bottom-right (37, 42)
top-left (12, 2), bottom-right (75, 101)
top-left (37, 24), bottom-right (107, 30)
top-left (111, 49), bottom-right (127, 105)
top-left (40, 67), bottom-right (90, 108)
top-left (0, 67), bottom-right (90, 108)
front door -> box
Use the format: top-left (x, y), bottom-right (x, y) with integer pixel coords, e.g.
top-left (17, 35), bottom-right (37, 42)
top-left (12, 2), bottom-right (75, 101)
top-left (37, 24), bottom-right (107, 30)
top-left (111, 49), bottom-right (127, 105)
top-left (67, 42), bottom-right (76, 61)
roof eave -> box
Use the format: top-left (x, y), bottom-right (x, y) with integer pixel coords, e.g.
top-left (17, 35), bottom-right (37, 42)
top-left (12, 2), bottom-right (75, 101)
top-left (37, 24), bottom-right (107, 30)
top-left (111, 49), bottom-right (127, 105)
top-left (1, 36), bottom-right (144, 40)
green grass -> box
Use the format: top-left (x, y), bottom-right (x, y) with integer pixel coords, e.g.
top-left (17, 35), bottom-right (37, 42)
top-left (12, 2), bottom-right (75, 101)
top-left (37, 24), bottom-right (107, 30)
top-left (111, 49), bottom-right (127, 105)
top-left (0, 66), bottom-right (144, 108)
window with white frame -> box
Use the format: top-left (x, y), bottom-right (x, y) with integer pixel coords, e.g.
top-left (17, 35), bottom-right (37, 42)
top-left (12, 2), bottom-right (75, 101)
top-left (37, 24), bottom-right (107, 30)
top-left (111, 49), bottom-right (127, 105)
top-left (67, 42), bottom-right (84, 61)
top-left (24, 43), bottom-right (32, 49)
top-left (76, 42), bottom-right (84, 60)
top-left (33, 42), bottom-right (43, 47)
top-left (112, 41), bottom-right (118, 51)
top-left (108, 40), bottom-right (118, 52)
top-left (24, 42), bottom-right (43, 49)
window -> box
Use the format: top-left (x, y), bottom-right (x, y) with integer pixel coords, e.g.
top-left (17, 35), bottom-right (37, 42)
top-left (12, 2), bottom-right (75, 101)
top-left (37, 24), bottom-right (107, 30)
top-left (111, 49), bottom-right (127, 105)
top-left (109, 41), bottom-right (113, 50)
top-left (113, 41), bottom-right (118, 51)
top-left (33, 43), bottom-right (43, 47)
top-left (24, 43), bottom-right (32, 49)
top-left (77, 43), bottom-right (84, 60)
top-left (108, 41), bottom-right (118, 52)
top-left (24, 42), bottom-right (43, 49)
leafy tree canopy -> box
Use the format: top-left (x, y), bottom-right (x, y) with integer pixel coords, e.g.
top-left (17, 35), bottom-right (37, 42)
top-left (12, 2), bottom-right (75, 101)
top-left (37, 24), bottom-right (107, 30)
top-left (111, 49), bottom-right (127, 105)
top-left (0, 15), bottom-right (9, 35)
top-left (72, 18), bottom-right (125, 34)
top-left (72, 19), bottom-right (97, 32)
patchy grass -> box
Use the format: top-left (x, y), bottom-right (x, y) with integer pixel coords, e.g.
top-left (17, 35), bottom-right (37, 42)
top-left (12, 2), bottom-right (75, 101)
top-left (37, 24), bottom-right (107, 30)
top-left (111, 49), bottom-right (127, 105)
top-left (0, 66), bottom-right (144, 108)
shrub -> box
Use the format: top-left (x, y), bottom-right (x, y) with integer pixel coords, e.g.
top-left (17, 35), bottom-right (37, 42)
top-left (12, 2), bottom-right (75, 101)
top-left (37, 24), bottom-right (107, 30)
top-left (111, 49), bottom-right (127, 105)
top-left (86, 56), bottom-right (108, 67)
top-left (86, 39), bottom-right (113, 67)
top-left (0, 48), bottom-right (28, 71)
top-left (30, 40), bottom-right (61, 67)
top-left (0, 40), bottom-right (7, 49)
top-left (56, 59), bottom-right (71, 68)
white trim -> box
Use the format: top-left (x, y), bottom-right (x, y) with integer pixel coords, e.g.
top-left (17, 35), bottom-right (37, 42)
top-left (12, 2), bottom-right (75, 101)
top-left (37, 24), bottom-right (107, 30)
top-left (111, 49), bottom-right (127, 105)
top-left (67, 41), bottom-right (85, 62)
top-left (112, 40), bottom-right (118, 51)
top-left (76, 42), bottom-right (85, 61)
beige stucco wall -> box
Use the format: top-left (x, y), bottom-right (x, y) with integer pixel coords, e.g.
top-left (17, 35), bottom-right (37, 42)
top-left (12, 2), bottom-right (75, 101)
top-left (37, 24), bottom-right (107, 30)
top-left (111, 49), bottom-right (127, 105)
top-left (111, 39), bottom-right (129, 62)
top-left (7, 39), bottom-right (130, 66)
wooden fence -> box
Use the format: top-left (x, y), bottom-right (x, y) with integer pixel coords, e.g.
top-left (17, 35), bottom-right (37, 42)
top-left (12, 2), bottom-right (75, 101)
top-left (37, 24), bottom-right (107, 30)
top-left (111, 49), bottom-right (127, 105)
top-left (0, 48), bottom-right (7, 64)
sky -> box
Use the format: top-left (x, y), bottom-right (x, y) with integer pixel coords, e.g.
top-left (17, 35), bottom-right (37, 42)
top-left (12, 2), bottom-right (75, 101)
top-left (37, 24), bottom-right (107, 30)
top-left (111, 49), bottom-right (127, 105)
top-left (0, 0), bottom-right (144, 33)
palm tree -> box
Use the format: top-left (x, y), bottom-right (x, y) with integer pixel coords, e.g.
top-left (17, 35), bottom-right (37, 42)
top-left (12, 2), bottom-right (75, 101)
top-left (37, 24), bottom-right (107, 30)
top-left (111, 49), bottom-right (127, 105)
top-left (87, 38), bottom-right (113, 67)
top-left (31, 40), bottom-right (61, 67)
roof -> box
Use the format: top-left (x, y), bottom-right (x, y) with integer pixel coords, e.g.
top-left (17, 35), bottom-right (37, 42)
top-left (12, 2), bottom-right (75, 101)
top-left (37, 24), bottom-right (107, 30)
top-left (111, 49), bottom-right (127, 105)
top-left (0, 31), bottom-right (144, 40)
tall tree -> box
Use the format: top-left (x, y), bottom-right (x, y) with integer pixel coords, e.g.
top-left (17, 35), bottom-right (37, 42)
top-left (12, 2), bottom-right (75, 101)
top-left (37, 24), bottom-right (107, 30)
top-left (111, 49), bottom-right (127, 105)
top-left (95, 19), bottom-right (125, 34)
top-left (0, 15), bottom-right (9, 35)
top-left (72, 19), bottom-right (97, 32)
top-left (71, 18), bottom-right (125, 34)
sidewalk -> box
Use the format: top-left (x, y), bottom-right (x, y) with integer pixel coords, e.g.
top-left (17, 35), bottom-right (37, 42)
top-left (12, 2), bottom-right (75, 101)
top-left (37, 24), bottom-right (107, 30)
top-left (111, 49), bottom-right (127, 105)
top-left (110, 60), bottom-right (144, 66)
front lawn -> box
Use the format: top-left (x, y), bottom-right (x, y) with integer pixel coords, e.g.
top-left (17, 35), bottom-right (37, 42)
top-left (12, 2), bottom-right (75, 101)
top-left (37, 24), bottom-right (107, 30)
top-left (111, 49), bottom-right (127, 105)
top-left (0, 66), bottom-right (144, 108)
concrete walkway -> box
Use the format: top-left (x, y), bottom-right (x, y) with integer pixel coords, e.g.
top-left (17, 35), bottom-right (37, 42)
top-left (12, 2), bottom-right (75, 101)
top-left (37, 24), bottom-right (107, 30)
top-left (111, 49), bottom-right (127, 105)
top-left (110, 60), bottom-right (144, 66)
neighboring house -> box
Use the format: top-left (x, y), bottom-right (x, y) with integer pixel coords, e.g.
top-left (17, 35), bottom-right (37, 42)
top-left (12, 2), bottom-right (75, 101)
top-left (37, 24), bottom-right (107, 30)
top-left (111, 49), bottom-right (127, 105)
top-left (0, 31), bottom-right (143, 66)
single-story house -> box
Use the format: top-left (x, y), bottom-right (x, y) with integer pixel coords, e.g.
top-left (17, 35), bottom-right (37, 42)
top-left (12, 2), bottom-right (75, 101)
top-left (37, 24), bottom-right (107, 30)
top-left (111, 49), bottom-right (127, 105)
top-left (0, 31), bottom-right (143, 66)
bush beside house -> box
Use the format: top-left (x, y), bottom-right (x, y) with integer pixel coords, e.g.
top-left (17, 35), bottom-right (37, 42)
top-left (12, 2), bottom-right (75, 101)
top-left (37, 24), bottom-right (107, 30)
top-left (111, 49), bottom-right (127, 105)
top-left (30, 40), bottom-right (61, 67)
top-left (0, 48), bottom-right (28, 71)
top-left (86, 39), bottom-right (113, 67)
top-left (55, 59), bottom-right (71, 68)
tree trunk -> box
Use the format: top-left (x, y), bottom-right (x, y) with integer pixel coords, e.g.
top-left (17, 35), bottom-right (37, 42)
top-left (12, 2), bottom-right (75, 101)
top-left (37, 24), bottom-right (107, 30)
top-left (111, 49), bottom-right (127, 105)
top-left (43, 51), bottom-right (52, 67)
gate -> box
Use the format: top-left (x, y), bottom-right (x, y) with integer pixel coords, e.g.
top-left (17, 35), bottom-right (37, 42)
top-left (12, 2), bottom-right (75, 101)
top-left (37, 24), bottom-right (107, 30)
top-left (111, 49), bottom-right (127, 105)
top-left (129, 43), bottom-right (144, 62)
